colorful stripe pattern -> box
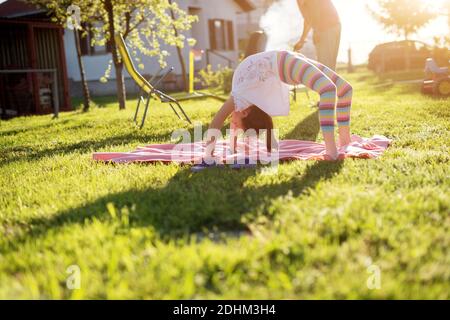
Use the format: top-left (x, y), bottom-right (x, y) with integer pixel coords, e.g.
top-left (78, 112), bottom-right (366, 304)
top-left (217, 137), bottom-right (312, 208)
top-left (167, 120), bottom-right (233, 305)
top-left (277, 51), bottom-right (353, 132)
top-left (315, 62), bottom-right (353, 128)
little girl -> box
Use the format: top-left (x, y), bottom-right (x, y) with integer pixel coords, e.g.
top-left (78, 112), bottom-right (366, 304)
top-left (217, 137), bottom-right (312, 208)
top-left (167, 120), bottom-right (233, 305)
top-left (204, 50), bottom-right (353, 161)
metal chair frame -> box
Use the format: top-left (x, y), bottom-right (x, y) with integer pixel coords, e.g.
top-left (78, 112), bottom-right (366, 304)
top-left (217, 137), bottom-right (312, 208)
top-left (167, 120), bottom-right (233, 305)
top-left (115, 34), bottom-right (191, 129)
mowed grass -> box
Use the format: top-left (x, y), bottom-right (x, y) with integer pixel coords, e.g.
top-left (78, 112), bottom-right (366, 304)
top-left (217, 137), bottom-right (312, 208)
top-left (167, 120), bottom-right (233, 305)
top-left (0, 69), bottom-right (449, 299)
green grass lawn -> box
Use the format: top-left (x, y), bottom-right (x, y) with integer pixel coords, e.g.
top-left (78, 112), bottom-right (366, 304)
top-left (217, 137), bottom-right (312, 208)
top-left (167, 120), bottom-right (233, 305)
top-left (0, 70), bottom-right (449, 299)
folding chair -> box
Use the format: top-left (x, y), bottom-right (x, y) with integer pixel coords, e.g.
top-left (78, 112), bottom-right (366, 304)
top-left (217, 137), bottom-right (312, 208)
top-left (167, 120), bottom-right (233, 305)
top-left (291, 85), bottom-right (314, 107)
top-left (115, 34), bottom-right (192, 129)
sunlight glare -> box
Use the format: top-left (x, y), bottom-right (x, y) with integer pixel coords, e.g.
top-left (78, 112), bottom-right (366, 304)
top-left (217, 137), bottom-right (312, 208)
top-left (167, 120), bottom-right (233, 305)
top-left (421, 0), bottom-right (447, 12)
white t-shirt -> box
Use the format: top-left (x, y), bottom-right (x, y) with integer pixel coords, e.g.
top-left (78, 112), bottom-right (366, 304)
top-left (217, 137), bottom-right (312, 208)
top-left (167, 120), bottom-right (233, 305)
top-left (231, 51), bottom-right (291, 117)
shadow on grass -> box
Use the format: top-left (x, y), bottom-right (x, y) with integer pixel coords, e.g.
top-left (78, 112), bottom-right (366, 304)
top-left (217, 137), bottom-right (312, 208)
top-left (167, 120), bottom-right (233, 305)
top-left (2, 110), bottom-right (342, 249)
top-left (284, 110), bottom-right (320, 141)
top-left (0, 110), bottom-right (206, 168)
top-left (0, 130), bottom-right (174, 167)
top-left (0, 119), bottom-right (72, 137)
top-left (3, 160), bottom-right (343, 250)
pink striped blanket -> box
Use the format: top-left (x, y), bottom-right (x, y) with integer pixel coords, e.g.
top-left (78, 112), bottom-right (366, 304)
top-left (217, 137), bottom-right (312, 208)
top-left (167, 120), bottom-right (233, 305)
top-left (93, 135), bottom-right (391, 164)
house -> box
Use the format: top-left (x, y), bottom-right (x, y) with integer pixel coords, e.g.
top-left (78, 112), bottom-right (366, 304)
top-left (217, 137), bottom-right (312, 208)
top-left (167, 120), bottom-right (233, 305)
top-left (236, 0), bottom-right (274, 51)
top-left (64, 0), bottom-right (256, 96)
top-left (0, 0), bottom-right (255, 116)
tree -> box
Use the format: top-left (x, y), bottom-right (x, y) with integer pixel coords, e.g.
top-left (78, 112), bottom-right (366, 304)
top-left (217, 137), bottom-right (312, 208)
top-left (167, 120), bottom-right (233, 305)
top-left (32, 0), bottom-right (197, 109)
top-left (169, 0), bottom-right (188, 92)
top-left (444, 0), bottom-right (450, 31)
top-left (369, 0), bottom-right (437, 40)
top-left (71, 21), bottom-right (91, 112)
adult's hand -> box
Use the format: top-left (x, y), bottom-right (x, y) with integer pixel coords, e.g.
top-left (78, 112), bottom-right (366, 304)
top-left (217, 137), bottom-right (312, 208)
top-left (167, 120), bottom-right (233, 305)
top-left (294, 39), bottom-right (305, 52)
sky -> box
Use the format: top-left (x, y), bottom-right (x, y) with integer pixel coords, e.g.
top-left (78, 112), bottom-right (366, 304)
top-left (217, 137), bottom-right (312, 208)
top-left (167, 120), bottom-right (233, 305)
top-left (261, 0), bottom-right (450, 64)
top-left (334, 0), bottom-right (449, 63)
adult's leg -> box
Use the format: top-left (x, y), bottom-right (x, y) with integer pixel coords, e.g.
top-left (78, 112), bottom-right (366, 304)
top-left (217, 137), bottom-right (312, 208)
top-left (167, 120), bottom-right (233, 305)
top-left (277, 51), bottom-right (338, 157)
top-left (315, 25), bottom-right (341, 71)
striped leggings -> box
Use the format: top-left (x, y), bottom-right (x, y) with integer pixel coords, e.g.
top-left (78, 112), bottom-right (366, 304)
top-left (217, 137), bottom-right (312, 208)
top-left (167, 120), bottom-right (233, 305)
top-left (277, 51), bottom-right (352, 133)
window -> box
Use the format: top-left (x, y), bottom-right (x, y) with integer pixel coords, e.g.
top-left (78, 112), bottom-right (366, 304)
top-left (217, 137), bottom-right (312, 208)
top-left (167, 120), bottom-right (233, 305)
top-left (78, 23), bottom-right (111, 56)
top-left (208, 19), bottom-right (235, 51)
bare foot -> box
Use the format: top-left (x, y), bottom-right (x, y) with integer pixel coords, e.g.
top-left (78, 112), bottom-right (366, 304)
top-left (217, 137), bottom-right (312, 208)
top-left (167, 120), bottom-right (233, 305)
top-left (338, 128), bottom-right (352, 147)
top-left (325, 144), bottom-right (339, 161)
top-left (339, 138), bottom-right (351, 147)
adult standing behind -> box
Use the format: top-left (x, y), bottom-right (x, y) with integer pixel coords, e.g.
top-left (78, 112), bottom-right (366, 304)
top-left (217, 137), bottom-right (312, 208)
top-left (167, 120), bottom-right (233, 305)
top-left (294, 0), bottom-right (341, 70)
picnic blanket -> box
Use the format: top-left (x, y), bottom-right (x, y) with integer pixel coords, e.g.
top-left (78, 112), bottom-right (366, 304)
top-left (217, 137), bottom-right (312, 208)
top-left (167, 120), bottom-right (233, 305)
top-left (93, 135), bottom-right (391, 164)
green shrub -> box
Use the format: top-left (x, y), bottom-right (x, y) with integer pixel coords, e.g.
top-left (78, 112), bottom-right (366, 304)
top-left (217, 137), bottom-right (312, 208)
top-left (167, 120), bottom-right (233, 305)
top-left (196, 64), bottom-right (234, 94)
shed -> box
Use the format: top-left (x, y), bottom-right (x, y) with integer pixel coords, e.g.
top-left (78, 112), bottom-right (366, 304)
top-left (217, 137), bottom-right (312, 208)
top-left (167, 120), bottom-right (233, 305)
top-left (0, 0), bottom-right (71, 118)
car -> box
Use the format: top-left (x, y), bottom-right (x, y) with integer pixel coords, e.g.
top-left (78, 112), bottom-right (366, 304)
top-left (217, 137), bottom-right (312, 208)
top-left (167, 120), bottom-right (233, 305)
top-left (368, 40), bottom-right (449, 73)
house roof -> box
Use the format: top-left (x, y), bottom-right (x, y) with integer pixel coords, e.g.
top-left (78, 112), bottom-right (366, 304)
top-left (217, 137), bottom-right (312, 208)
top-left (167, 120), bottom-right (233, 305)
top-left (0, 0), bottom-right (45, 18)
top-left (234, 0), bottom-right (256, 12)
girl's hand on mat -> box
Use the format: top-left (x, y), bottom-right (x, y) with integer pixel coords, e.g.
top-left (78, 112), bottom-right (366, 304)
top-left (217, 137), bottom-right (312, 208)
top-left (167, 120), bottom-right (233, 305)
top-left (191, 159), bottom-right (224, 172)
top-left (202, 155), bottom-right (216, 165)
